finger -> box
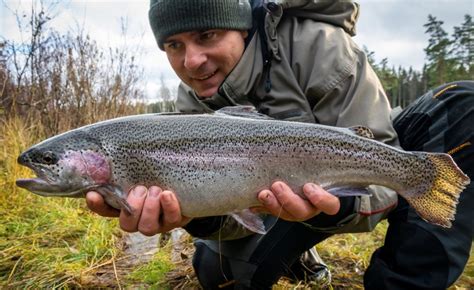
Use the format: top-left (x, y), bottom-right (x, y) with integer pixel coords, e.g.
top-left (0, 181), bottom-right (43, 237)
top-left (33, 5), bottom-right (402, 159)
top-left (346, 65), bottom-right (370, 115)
top-left (258, 189), bottom-right (280, 211)
top-left (303, 183), bottom-right (340, 215)
top-left (257, 189), bottom-right (292, 218)
top-left (271, 181), bottom-right (318, 220)
top-left (137, 186), bottom-right (162, 236)
top-left (119, 186), bottom-right (148, 232)
top-left (159, 191), bottom-right (183, 230)
top-left (86, 191), bottom-right (120, 217)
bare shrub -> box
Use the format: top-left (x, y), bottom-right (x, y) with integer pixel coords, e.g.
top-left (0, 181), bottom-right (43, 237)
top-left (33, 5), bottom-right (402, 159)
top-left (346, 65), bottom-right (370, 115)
top-left (1, 1), bottom-right (146, 137)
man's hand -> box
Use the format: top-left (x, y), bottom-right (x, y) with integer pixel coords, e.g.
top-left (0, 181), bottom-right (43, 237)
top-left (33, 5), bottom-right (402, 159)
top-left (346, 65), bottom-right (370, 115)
top-left (252, 182), bottom-right (340, 221)
top-left (86, 186), bottom-right (192, 236)
top-left (86, 182), bottom-right (339, 235)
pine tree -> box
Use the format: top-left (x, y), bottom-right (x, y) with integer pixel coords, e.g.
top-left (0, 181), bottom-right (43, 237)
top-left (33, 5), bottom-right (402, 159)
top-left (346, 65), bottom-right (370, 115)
top-left (423, 15), bottom-right (453, 86)
top-left (450, 14), bottom-right (473, 79)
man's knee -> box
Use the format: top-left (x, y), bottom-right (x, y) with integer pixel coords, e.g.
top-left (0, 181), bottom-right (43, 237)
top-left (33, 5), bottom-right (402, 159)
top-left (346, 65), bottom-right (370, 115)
top-left (192, 241), bottom-right (234, 289)
top-left (364, 192), bottom-right (472, 290)
top-left (364, 221), bottom-right (457, 290)
top-left (393, 80), bottom-right (474, 153)
top-left (192, 240), bottom-right (267, 289)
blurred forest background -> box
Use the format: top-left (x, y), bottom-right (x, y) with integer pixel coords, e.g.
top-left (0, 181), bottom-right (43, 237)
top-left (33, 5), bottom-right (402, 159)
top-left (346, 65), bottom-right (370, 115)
top-left (0, 1), bottom-right (472, 289)
top-left (366, 13), bottom-right (473, 108)
top-left (1, 3), bottom-right (472, 131)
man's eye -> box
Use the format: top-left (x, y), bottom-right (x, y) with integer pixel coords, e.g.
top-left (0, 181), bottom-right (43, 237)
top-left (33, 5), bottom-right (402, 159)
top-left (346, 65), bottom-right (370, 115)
top-left (164, 42), bottom-right (181, 50)
top-left (200, 31), bottom-right (216, 41)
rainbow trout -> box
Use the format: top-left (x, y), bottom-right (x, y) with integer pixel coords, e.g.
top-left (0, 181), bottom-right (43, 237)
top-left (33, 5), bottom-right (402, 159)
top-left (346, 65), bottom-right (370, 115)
top-left (16, 107), bottom-right (470, 232)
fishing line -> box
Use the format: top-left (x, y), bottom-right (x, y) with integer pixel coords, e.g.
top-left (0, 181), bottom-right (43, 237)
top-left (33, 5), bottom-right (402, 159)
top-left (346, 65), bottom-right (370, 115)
top-left (256, 203), bottom-right (283, 243)
top-left (218, 217), bottom-right (230, 282)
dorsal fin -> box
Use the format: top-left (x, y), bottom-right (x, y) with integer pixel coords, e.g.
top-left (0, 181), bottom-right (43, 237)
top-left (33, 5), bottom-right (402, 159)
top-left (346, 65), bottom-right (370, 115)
top-left (348, 126), bottom-right (374, 139)
top-left (215, 106), bottom-right (274, 120)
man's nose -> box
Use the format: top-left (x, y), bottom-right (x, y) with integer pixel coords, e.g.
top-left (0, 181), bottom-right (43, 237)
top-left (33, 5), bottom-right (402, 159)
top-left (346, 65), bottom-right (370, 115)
top-left (184, 45), bottom-right (207, 71)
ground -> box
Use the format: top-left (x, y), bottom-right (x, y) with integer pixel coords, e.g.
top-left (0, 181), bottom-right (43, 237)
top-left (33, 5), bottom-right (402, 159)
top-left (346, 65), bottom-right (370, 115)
top-left (82, 226), bottom-right (474, 289)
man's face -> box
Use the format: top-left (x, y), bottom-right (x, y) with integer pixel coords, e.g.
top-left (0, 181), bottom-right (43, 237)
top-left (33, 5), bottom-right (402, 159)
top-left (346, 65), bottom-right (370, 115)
top-left (163, 29), bottom-right (248, 98)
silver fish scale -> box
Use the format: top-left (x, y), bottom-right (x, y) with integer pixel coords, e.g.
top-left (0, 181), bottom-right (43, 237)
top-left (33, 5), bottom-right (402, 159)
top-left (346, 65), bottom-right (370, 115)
top-left (72, 114), bottom-right (435, 217)
top-left (18, 112), bottom-right (470, 227)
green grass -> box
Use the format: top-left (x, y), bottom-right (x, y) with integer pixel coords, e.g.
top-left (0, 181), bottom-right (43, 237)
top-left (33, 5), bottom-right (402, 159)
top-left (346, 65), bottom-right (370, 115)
top-left (0, 188), bottom-right (122, 287)
top-left (0, 118), bottom-right (122, 288)
top-left (128, 250), bottom-right (175, 287)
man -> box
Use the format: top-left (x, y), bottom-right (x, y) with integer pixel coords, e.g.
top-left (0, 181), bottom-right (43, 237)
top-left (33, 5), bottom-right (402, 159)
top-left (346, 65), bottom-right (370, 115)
top-left (87, 1), bottom-right (473, 289)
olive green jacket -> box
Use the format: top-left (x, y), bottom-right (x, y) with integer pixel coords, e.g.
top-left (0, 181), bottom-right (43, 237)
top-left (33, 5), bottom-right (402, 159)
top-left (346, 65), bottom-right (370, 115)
top-left (176, 1), bottom-right (399, 239)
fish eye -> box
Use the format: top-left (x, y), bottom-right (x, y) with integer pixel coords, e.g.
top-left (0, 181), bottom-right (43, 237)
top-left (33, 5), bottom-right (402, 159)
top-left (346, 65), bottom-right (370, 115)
top-left (42, 151), bottom-right (58, 165)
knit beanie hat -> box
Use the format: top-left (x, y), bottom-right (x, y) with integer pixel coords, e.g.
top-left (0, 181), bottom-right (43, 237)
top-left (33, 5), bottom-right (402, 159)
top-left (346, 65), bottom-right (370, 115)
top-left (149, 0), bottom-right (253, 50)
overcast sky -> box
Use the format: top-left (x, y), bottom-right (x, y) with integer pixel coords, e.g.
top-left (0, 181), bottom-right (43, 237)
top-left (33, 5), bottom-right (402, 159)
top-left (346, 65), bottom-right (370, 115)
top-left (1, 0), bottom-right (472, 101)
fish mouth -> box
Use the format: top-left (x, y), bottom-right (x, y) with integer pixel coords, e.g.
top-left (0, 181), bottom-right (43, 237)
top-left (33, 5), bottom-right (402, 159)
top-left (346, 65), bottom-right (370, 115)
top-left (16, 159), bottom-right (85, 197)
top-left (15, 177), bottom-right (86, 197)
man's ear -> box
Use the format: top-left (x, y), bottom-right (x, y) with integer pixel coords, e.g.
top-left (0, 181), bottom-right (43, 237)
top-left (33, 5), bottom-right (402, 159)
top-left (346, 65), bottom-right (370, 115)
top-left (241, 30), bottom-right (249, 39)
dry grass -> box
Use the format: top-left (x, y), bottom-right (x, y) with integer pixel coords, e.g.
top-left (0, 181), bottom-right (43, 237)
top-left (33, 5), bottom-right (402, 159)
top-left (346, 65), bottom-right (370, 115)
top-left (0, 117), bottom-right (123, 288)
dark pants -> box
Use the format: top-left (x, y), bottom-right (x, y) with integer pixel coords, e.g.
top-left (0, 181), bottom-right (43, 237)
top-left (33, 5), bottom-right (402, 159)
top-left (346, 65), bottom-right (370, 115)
top-left (192, 197), bottom-right (355, 289)
top-left (192, 221), bottom-right (331, 289)
top-left (193, 81), bottom-right (474, 289)
top-left (365, 81), bottom-right (474, 290)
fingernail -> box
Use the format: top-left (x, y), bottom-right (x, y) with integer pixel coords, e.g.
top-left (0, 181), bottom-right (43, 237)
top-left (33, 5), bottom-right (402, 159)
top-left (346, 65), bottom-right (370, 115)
top-left (260, 190), bottom-right (272, 204)
top-left (265, 191), bottom-right (271, 200)
top-left (133, 186), bottom-right (147, 197)
top-left (149, 187), bottom-right (162, 198)
top-left (162, 192), bottom-right (172, 203)
top-left (309, 183), bottom-right (320, 192)
top-left (272, 182), bottom-right (284, 194)
top-left (278, 182), bottom-right (285, 192)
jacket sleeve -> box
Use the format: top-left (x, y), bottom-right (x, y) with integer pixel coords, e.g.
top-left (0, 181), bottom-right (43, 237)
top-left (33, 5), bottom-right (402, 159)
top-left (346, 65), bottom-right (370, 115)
top-left (283, 18), bottom-right (399, 146)
top-left (292, 20), bottom-right (400, 233)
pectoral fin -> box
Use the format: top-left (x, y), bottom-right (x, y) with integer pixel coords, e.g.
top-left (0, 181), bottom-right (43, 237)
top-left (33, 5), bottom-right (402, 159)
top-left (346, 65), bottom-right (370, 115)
top-left (95, 184), bottom-right (133, 215)
top-left (230, 209), bottom-right (266, 234)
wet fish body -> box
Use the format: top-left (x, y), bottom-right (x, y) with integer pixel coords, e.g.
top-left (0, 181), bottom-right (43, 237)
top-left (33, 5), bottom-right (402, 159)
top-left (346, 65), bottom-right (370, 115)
top-left (16, 109), bottom-right (470, 230)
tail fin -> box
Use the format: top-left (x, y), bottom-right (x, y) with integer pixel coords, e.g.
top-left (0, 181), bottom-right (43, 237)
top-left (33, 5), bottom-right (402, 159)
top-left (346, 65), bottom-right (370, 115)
top-left (404, 152), bottom-right (470, 228)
